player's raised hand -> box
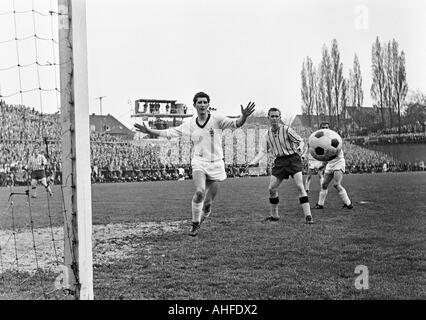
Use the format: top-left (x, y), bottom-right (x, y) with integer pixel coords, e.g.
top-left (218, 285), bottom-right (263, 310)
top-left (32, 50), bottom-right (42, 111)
top-left (134, 122), bottom-right (149, 134)
top-left (241, 102), bottom-right (255, 118)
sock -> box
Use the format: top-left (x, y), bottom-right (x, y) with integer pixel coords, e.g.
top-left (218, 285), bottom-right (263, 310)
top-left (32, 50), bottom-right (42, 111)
top-left (192, 201), bottom-right (203, 223)
top-left (203, 202), bottom-right (212, 217)
top-left (318, 189), bottom-right (328, 205)
top-left (299, 196), bottom-right (311, 217)
top-left (269, 197), bottom-right (279, 218)
top-left (338, 188), bottom-right (351, 205)
top-left (270, 204), bottom-right (279, 218)
top-left (305, 178), bottom-right (311, 192)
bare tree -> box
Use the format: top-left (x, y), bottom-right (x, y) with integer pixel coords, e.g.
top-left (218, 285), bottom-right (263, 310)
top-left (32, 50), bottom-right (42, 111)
top-left (384, 40), bottom-right (396, 128)
top-left (331, 39), bottom-right (344, 130)
top-left (315, 63), bottom-right (326, 127)
top-left (301, 56), bottom-right (316, 127)
top-left (392, 40), bottom-right (408, 133)
top-left (371, 36), bottom-right (387, 128)
top-left (351, 54), bottom-right (363, 108)
top-left (320, 45), bottom-right (333, 127)
top-left (348, 69), bottom-right (356, 107)
top-left (341, 78), bottom-right (348, 134)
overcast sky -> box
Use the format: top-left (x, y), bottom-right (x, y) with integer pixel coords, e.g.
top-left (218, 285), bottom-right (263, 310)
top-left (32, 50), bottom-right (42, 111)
top-left (1, 0), bottom-right (425, 129)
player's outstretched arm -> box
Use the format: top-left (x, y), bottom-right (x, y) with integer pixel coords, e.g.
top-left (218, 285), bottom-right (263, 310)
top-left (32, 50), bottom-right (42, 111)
top-left (134, 122), bottom-right (163, 137)
top-left (236, 102), bottom-right (255, 127)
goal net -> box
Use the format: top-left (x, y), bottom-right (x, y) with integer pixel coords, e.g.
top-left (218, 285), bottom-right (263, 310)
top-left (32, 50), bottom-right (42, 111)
top-left (0, 0), bottom-right (92, 300)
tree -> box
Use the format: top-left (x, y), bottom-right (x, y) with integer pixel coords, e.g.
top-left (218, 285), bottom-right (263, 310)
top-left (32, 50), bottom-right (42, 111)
top-left (341, 78), bottom-right (348, 133)
top-left (404, 102), bottom-right (426, 132)
top-left (331, 39), bottom-right (344, 130)
top-left (384, 40), bottom-right (396, 128)
top-left (371, 36), bottom-right (387, 128)
top-left (315, 63), bottom-right (326, 127)
top-left (404, 90), bottom-right (426, 132)
top-left (349, 54), bottom-right (363, 109)
top-left (301, 56), bottom-right (316, 127)
top-left (320, 45), bottom-right (333, 127)
top-left (391, 40), bottom-right (408, 134)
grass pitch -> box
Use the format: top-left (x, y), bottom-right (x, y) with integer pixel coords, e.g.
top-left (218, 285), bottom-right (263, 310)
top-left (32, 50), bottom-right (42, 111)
top-left (1, 172), bottom-right (425, 299)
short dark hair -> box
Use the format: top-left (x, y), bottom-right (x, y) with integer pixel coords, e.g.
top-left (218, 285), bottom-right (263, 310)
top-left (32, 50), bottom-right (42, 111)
top-left (193, 92), bottom-right (210, 104)
top-left (267, 107), bottom-right (281, 116)
top-left (320, 122), bottom-right (330, 129)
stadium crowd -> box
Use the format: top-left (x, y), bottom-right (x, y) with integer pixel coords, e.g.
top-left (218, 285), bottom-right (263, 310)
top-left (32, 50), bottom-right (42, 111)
top-left (0, 101), bottom-right (425, 187)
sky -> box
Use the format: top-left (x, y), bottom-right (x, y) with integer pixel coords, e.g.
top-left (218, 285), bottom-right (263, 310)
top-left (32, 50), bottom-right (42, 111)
top-left (1, 0), bottom-right (426, 129)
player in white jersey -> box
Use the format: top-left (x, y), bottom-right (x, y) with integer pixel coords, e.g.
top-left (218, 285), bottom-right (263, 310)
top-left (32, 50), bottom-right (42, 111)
top-left (303, 122), bottom-right (329, 193)
top-left (248, 108), bottom-right (313, 224)
top-left (27, 144), bottom-right (53, 198)
top-left (304, 152), bottom-right (326, 194)
top-left (134, 92), bottom-right (255, 236)
top-left (313, 122), bottom-right (353, 210)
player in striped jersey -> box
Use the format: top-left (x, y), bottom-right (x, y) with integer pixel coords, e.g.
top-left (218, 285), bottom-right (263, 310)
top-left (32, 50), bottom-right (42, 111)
top-left (248, 108), bottom-right (313, 224)
top-left (27, 144), bottom-right (53, 198)
top-left (134, 92), bottom-right (255, 236)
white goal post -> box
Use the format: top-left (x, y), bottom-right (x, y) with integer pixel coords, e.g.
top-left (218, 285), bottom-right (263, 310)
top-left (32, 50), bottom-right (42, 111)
top-left (58, 0), bottom-right (93, 300)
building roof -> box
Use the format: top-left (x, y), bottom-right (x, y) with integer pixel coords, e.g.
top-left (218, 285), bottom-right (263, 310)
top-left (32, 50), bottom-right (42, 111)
top-left (135, 99), bottom-right (177, 104)
top-left (90, 114), bottom-right (134, 137)
top-left (291, 114), bottom-right (340, 127)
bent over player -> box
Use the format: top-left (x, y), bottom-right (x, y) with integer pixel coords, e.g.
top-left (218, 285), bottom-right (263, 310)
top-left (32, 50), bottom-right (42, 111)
top-left (135, 91), bottom-right (255, 236)
top-left (303, 122), bottom-right (330, 193)
top-left (248, 107), bottom-right (313, 224)
top-left (313, 122), bottom-right (353, 210)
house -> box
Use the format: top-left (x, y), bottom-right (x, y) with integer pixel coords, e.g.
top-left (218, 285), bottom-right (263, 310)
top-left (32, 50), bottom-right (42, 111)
top-left (89, 114), bottom-right (135, 141)
top-left (291, 114), bottom-right (342, 131)
top-left (291, 106), bottom-right (394, 133)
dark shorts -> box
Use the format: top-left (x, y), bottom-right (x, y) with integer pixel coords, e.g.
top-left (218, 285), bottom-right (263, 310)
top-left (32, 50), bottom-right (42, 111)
top-left (31, 170), bottom-right (46, 180)
top-left (272, 154), bottom-right (303, 180)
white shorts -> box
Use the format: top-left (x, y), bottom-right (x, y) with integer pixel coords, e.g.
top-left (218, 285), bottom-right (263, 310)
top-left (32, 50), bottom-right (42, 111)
top-left (191, 158), bottom-right (227, 181)
top-left (324, 157), bottom-right (346, 174)
top-left (308, 159), bottom-right (326, 170)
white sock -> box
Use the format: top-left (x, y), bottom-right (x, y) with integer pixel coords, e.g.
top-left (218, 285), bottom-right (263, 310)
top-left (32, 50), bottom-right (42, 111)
top-left (301, 202), bottom-right (311, 217)
top-left (270, 203), bottom-right (279, 218)
top-left (338, 188), bottom-right (351, 205)
top-left (203, 202), bottom-right (212, 217)
top-left (305, 179), bottom-right (311, 192)
top-left (192, 201), bottom-right (203, 223)
top-left (318, 189), bottom-right (328, 205)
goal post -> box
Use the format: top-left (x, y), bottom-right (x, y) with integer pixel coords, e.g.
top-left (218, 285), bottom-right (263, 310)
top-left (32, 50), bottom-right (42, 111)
top-left (58, 0), bottom-right (93, 300)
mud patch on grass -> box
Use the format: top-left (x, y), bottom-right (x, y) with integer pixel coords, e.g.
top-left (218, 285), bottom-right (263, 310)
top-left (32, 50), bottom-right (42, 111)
top-left (0, 220), bottom-right (188, 275)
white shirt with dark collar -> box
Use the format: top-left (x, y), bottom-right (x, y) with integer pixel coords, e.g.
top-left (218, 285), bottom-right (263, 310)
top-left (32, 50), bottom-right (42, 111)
top-left (161, 113), bottom-right (237, 162)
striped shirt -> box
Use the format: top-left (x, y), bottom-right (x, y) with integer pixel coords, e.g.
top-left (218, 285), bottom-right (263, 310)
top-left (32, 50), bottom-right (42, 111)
top-left (260, 124), bottom-right (304, 157)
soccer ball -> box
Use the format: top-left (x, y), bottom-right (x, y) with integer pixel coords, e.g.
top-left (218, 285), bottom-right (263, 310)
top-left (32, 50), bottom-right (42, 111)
top-left (308, 129), bottom-right (342, 161)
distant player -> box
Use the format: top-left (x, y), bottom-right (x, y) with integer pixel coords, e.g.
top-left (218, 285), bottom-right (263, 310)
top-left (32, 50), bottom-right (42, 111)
top-left (313, 122), bottom-right (353, 210)
top-left (248, 107), bottom-right (313, 224)
top-left (27, 144), bottom-right (53, 198)
top-left (134, 92), bottom-right (255, 236)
